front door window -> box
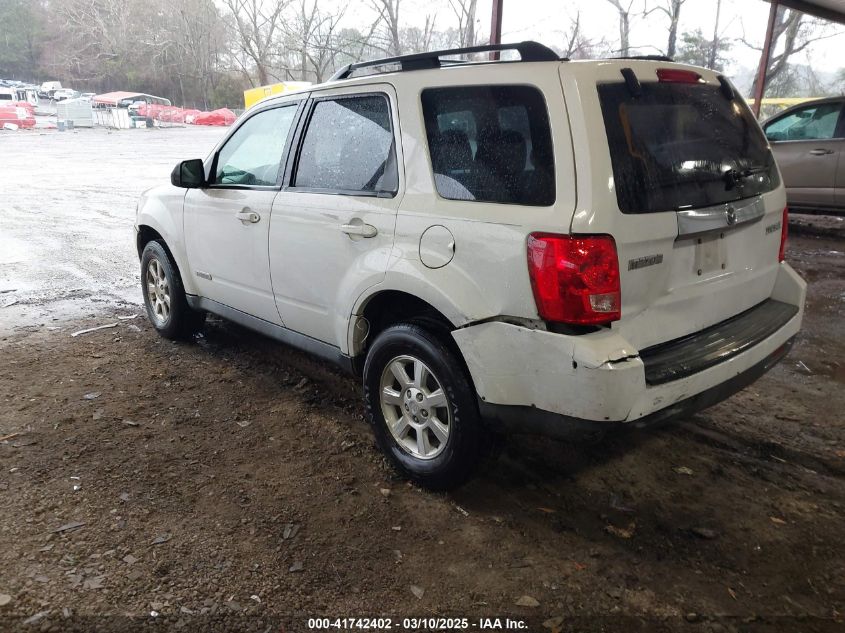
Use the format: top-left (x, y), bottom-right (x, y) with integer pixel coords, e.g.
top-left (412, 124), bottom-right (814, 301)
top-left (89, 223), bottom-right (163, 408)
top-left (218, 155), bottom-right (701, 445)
top-left (765, 103), bottom-right (843, 142)
top-left (214, 106), bottom-right (298, 186)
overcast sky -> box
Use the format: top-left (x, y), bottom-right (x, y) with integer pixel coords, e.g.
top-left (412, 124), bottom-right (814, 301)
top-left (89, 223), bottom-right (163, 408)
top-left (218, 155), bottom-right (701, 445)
top-left (397, 0), bottom-right (845, 75)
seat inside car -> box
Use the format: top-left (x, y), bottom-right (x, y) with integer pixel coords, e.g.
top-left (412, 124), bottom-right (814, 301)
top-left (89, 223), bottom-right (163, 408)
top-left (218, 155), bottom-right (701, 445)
top-left (431, 129), bottom-right (474, 177)
top-left (475, 128), bottom-right (527, 201)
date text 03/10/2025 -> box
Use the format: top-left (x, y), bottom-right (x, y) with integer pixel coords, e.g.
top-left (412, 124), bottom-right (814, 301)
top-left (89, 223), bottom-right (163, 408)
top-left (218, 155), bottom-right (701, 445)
top-left (306, 617), bottom-right (529, 630)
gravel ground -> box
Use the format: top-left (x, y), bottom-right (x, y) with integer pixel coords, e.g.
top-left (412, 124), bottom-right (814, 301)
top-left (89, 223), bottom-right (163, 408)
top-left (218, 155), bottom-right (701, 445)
top-left (0, 128), bottom-right (843, 633)
top-left (0, 125), bottom-right (224, 335)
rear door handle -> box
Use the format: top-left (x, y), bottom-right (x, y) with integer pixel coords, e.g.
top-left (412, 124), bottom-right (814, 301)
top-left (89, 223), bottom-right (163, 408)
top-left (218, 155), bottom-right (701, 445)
top-left (809, 148), bottom-right (834, 156)
top-left (341, 221), bottom-right (378, 238)
top-left (236, 210), bottom-right (260, 223)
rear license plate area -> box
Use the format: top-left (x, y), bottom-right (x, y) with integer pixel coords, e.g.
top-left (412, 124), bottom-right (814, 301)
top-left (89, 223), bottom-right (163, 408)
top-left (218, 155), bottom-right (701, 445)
top-left (693, 233), bottom-right (726, 276)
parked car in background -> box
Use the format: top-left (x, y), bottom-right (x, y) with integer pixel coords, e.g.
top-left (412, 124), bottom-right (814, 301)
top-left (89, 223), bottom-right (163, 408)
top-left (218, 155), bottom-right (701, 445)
top-left (0, 104), bottom-right (37, 128)
top-left (38, 81), bottom-right (62, 99)
top-left (53, 89), bottom-right (79, 101)
top-left (16, 85), bottom-right (39, 107)
top-left (136, 42), bottom-right (805, 489)
top-left (763, 97), bottom-right (845, 213)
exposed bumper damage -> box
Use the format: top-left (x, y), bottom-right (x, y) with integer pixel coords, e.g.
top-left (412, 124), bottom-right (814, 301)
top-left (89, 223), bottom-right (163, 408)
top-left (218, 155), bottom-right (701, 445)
top-left (452, 264), bottom-right (806, 434)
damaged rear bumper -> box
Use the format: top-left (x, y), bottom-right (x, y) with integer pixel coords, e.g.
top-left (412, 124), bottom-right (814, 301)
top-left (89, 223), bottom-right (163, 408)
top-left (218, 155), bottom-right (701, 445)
top-left (476, 337), bottom-right (794, 439)
top-left (451, 264), bottom-right (805, 437)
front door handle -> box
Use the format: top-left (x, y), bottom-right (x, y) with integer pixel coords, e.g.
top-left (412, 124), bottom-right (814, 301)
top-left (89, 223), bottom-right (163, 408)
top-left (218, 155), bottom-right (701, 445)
top-left (809, 148), bottom-right (834, 156)
top-left (236, 209), bottom-right (260, 223)
top-left (341, 221), bottom-right (378, 238)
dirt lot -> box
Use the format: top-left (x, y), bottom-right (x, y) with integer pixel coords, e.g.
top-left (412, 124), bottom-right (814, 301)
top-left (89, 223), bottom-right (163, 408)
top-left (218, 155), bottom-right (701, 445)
top-left (0, 128), bottom-right (844, 632)
top-left (0, 233), bottom-right (841, 632)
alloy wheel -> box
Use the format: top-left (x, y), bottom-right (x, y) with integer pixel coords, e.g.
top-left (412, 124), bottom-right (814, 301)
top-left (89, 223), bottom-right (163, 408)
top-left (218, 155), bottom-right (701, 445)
top-left (145, 258), bottom-right (171, 326)
top-left (379, 355), bottom-right (452, 460)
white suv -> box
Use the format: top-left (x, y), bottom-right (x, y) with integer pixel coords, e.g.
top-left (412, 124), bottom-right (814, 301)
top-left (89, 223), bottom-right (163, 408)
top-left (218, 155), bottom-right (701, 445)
top-left (135, 42), bottom-right (805, 489)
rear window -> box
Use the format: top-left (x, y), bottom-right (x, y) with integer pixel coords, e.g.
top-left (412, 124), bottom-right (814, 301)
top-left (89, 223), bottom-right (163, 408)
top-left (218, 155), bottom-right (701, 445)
top-left (421, 85), bottom-right (555, 206)
top-left (598, 81), bottom-right (779, 214)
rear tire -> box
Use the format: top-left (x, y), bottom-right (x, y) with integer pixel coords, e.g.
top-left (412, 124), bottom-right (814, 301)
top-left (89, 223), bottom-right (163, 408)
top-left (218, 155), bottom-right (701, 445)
top-left (363, 323), bottom-right (483, 490)
top-left (140, 240), bottom-right (204, 340)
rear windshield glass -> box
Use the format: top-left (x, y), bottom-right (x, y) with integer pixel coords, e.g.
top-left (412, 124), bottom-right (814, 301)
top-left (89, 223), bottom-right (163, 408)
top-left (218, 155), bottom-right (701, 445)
top-left (598, 81), bottom-right (779, 214)
top-left (421, 85), bottom-right (555, 206)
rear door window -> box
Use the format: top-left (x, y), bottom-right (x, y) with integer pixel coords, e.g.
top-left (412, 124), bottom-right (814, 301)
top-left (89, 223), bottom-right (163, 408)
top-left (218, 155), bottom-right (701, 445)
top-left (598, 81), bottom-right (780, 214)
top-left (421, 85), bottom-right (555, 206)
top-left (293, 94), bottom-right (397, 195)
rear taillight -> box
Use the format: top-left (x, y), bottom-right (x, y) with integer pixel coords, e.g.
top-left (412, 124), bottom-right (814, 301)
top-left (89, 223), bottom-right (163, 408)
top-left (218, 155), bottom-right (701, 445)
top-left (527, 233), bottom-right (621, 325)
top-left (656, 68), bottom-right (702, 84)
top-left (779, 206), bottom-right (788, 262)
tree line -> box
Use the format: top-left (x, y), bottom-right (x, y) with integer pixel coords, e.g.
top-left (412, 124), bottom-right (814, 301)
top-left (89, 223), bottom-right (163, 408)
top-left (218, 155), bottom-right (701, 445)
top-left (600, 0), bottom-right (841, 97)
top-left (0, 0), bottom-right (488, 108)
top-left (0, 0), bottom-right (840, 110)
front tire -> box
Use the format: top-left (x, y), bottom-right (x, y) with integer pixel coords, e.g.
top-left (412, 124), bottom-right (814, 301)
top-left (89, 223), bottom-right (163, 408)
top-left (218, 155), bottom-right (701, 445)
top-left (363, 323), bottom-right (483, 490)
top-left (140, 240), bottom-right (204, 340)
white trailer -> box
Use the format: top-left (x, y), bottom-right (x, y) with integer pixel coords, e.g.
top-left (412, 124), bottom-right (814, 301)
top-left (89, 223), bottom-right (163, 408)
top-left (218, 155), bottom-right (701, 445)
top-left (57, 98), bottom-right (94, 128)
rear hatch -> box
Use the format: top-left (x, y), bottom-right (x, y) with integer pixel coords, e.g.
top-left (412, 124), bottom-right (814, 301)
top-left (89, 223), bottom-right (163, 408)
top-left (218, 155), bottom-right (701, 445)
top-left (562, 61), bottom-right (787, 351)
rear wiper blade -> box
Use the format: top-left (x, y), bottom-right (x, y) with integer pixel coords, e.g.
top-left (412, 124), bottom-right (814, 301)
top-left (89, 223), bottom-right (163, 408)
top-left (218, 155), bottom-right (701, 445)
top-left (723, 165), bottom-right (768, 191)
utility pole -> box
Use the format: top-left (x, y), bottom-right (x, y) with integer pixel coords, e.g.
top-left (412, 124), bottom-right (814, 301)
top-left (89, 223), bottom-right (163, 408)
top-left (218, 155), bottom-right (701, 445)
top-left (752, 0), bottom-right (779, 119)
top-left (490, 0), bottom-right (504, 59)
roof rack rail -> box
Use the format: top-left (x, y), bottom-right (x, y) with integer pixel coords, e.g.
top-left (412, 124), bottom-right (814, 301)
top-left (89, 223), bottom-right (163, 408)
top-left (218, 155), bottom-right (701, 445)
top-left (612, 54), bottom-right (674, 62)
top-left (329, 41), bottom-right (560, 82)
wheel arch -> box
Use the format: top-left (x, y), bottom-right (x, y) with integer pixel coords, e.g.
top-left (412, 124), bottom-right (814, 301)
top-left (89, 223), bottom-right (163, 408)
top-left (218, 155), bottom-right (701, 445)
top-left (347, 266), bottom-right (494, 354)
top-left (350, 287), bottom-right (453, 355)
top-left (135, 219), bottom-right (198, 296)
top-left (136, 224), bottom-right (164, 258)
top-left (349, 288), bottom-right (480, 394)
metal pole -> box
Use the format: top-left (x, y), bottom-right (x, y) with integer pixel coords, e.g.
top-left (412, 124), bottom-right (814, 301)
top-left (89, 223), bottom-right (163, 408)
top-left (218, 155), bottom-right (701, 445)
top-left (490, 0), bottom-right (504, 60)
top-left (753, 0), bottom-right (779, 119)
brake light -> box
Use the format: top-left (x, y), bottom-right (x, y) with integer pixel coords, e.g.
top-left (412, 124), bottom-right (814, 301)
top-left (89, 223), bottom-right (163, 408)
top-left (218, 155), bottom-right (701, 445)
top-left (656, 68), bottom-right (702, 84)
top-left (527, 233), bottom-right (621, 325)
top-left (779, 207), bottom-right (788, 262)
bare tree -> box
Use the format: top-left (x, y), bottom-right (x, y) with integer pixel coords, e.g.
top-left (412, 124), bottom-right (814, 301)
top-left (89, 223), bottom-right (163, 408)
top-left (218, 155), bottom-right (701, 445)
top-left (287, 0), bottom-right (320, 81)
top-left (368, 0), bottom-right (402, 56)
top-left (294, 1), bottom-right (349, 82)
top-left (303, 12), bottom-right (347, 82)
top-left (54, 0), bottom-right (139, 79)
top-left (402, 14), bottom-right (439, 54)
top-left (51, 0), bottom-right (181, 89)
top-left (648, 0), bottom-right (687, 58)
top-left (448, 0), bottom-right (479, 48)
top-left (707, 0), bottom-right (723, 70)
top-left (744, 7), bottom-right (836, 97)
top-left (557, 12), bottom-right (597, 59)
top-left (222, 0), bottom-right (290, 86)
top-left (167, 0), bottom-right (227, 108)
top-left (604, 0), bottom-right (635, 56)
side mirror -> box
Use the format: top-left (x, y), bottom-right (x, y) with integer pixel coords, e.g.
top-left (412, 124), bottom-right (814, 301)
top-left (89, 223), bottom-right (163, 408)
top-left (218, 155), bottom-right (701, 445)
top-left (171, 159), bottom-right (206, 188)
